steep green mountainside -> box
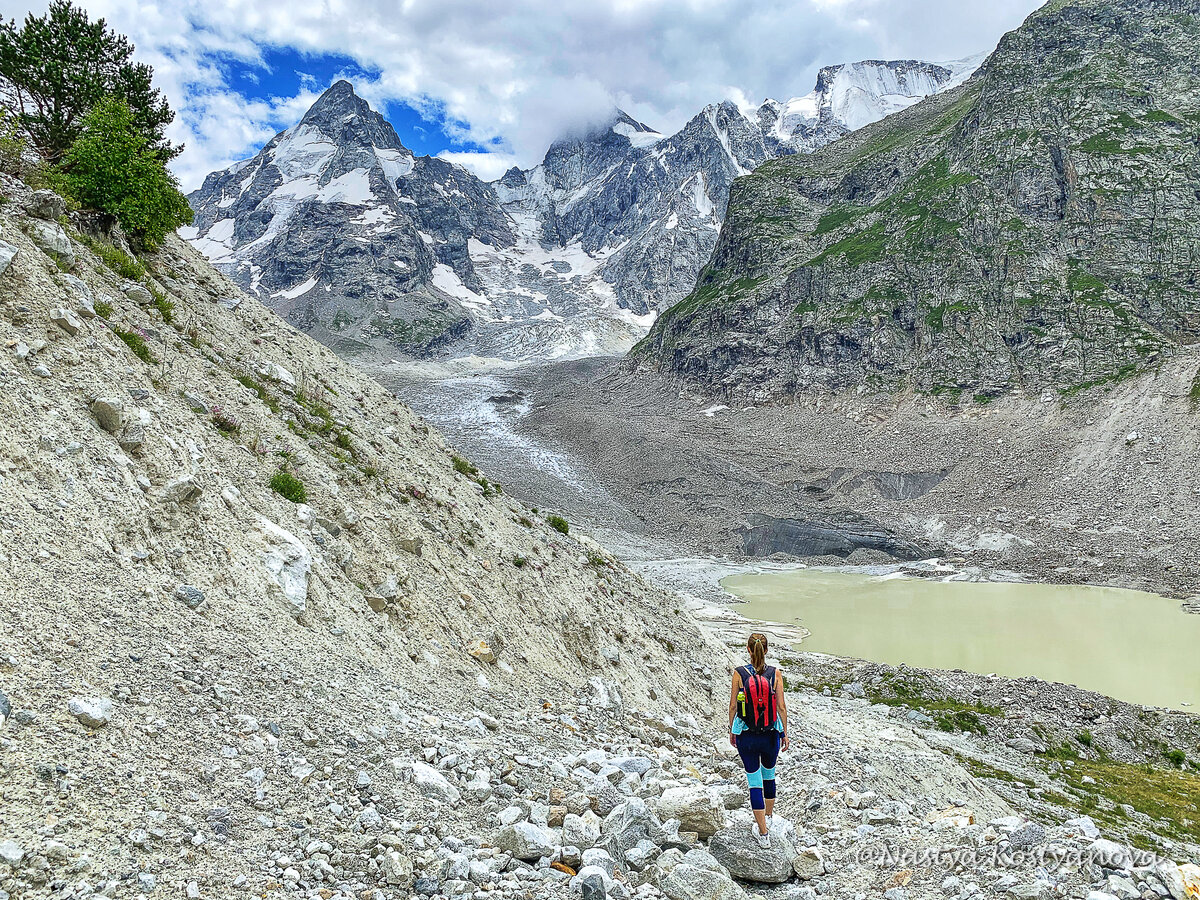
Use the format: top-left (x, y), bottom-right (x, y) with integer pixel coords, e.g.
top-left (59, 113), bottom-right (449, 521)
top-left (630, 0), bottom-right (1200, 398)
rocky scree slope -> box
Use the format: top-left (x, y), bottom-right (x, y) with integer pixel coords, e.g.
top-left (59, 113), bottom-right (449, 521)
top-left (188, 62), bottom-right (976, 364)
top-left (630, 0), bottom-right (1200, 400)
top-left (0, 174), bottom-right (735, 897)
top-left (0, 183), bottom-right (1198, 896)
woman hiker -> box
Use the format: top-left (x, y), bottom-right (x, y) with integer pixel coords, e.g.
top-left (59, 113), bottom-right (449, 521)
top-left (728, 631), bottom-right (789, 848)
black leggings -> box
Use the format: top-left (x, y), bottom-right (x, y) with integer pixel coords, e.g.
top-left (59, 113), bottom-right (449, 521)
top-left (736, 731), bottom-right (780, 810)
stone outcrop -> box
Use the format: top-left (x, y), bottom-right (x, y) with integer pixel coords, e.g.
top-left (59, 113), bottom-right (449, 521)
top-left (630, 0), bottom-right (1200, 399)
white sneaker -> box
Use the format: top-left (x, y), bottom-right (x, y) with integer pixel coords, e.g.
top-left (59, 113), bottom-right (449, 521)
top-left (756, 830), bottom-right (771, 849)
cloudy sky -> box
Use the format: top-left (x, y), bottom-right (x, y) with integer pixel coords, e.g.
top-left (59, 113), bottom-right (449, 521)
top-left (2, 0), bottom-right (1042, 190)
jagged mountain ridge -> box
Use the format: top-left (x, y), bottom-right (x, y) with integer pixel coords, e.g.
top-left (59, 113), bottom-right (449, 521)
top-left (629, 0), bottom-right (1200, 399)
top-left (187, 57), bottom-right (980, 361)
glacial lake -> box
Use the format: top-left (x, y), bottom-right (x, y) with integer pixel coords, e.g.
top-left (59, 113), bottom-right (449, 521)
top-left (721, 568), bottom-right (1200, 711)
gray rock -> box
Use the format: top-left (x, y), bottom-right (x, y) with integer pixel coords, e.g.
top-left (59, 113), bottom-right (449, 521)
top-left (0, 688), bottom-right (9, 728)
top-left (495, 821), bottom-right (557, 862)
top-left (123, 281), bottom-right (153, 304)
top-left (708, 813), bottom-right (797, 883)
top-left (653, 848), bottom-right (747, 900)
top-left (0, 240), bottom-right (18, 276)
top-left (28, 189), bottom-right (67, 220)
top-left (563, 812), bottom-right (602, 850)
top-left (380, 849), bottom-right (414, 886)
top-left (602, 798), bottom-right (681, 862)
top-left (175, 585), bottom-right (205, 609)
top-left (654, 786), bottom-right (726, 838)
top-left (793, 847), bottom-right (826, 880)
top-left (50, 307), bottom-right (84, 335)
top-left (28, 219), bottom-right (75, 268)
top-left (69, 696), bottom-right (113, 728)
top-left (161, 475), bottom-right (202, 504)
top-left (91, 397), bottom-right (126, 434)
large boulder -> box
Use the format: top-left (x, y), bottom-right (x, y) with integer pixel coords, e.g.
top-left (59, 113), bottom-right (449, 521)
top-left (708, 813), bottom-right (797, 884)
top-left (563, 812), bottom-right (602, 850)
top-left (602, 798), bottom-right (683, 862)
top-left (495, 821), bottom-right (557, 862)
top-left (395, 759), bottom-right (461, 803)
top-left (27, 189), bottom-right (67, 220)
top-left (655, 786), bottom-right (726, 838)
top-left (27, 219), bottom-right (74, 269)
top-left (652, 848), bottom-right (747, 900)
top-left (258, 518), bottom-right (312, 618)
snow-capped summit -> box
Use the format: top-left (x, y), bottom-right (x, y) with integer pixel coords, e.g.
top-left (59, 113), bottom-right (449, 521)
top-left (184, 55), bottom-right (987, 363)
top-left (757, 56), bottom-right (985, 153)
top-left (185, 81), bottom-right (514, 354)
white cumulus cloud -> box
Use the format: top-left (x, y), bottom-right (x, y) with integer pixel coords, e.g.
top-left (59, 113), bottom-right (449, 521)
top-left (0, 0), bottom-right (1042, 189)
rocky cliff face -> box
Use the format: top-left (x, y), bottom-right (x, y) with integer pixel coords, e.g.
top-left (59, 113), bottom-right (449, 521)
top-left (187, 60), bottom-right (976, 363)
top-left (186, 81), bottom-right (515, 356)
top-left (630, 0), bottom-right (1200, 400)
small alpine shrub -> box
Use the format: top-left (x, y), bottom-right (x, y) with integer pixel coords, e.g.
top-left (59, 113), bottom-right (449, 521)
top-left (210, 406), bottom-right (240, 435)
top-left (451, 455), bottom-right (477, 476)
top-left (513, 555), bottom-right (528, 568)
top-left (79, 233), bottom-right (144, 279)
top-left (269, 469), bottom-right (307, 503)
top-left (149, 287), bottom-right (174, 324)
top-left (547, 514), bottom-right (569, 535)
top-left (113, 327), bottom-right (155, 363)
top-left (1166, 749), bottom-right (1187, 768)
top-left (92, 297), bottom-right (113, 318)
top-left (1077, 730), bottom-right (1093, 747)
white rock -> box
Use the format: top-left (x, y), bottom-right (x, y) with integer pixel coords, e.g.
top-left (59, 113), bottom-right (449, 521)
top-left (256, 361), bottom-right (297, 389)
top-left (0, 839), bottom-right (24, 867)
top-left (258, 518), bottom-right (311, 618)
top-left (0, 239), bottom-right (18, 276)
top-left (50, 307), bottom-right (84, 335)
top-left (395, 759), bottom-right (461, 803)
top-left (496, 821), bottom-right (557, 862)
top-left (69, 696), bottom-right (112, 728)
top-left (655, 786), bottom-right (725, 838)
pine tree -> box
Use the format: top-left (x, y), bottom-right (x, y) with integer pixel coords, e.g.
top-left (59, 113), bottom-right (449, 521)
top-left (0, 0), bottom-right (178, 163)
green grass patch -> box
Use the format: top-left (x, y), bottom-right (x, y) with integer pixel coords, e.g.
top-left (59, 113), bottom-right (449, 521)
top-left (93, 298), bottom-right (113, 318)
top-left (113, 328), bottom-right (156, 364)
top-left (452, 455), bottom-right (478, 476)
top-left (1190, 371), bottom-right (1200, 409)
top-left (814, 205), bottom-right (863, 236)
top-left (235, 375), bottom-right (280, 414)
top-left (78, 233), bottom-right (145, 280)
top-left (546, 514), bottom-right (569, 535)
top-left (1059, 757), bottom-right (1200, 846)
top-left (808, 222), bottom-right (888, 267)
top-left (269, 469), bottom-right (307, 504)
top-left (149, 288), bottom-right (175, 324)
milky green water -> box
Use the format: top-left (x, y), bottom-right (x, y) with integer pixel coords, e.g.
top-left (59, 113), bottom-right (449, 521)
top-left (721, 569), bottom-right (1200, 711)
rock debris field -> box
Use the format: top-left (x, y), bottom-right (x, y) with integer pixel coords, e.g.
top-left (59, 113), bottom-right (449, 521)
top-left (0, 174), bottom-right (1198, 900)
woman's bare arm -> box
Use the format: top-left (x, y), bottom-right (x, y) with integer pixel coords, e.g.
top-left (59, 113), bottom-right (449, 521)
top-left (728, 669), bottom-right (742, 743)
top-left (776, 669), bottom-right (790, 750)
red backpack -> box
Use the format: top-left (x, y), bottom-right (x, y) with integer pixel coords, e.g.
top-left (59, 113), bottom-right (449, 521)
top-left (738, 665), bottom-right (777, 733)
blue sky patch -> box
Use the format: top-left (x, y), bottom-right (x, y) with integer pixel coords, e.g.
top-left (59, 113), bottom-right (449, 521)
top-left (217, 46), bottom-right (492, 158)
